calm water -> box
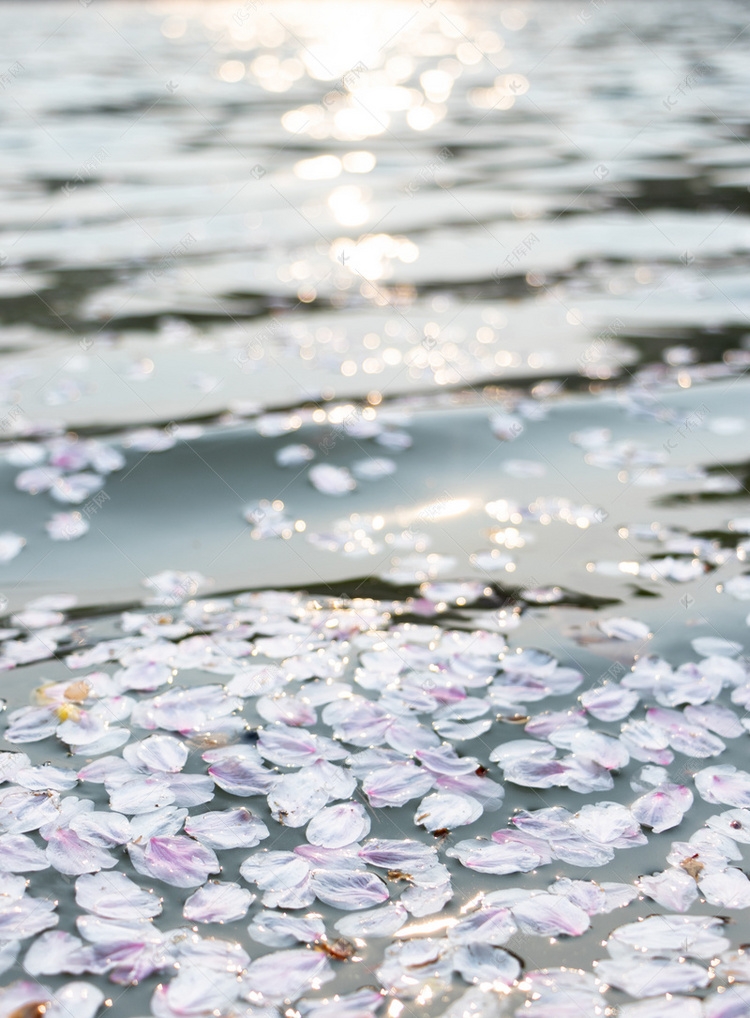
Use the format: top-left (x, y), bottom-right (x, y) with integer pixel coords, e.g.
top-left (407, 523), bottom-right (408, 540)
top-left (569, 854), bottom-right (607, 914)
top-left (0, 1), bottom-right (750, 1015)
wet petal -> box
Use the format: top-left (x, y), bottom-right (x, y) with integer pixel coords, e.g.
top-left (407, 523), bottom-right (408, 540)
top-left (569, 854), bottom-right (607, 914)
top-left (637, 868), bottom-right (699, 912)
top-left (128, 835), bottom-right (220, 888)
top-left (75, 872), bottom-right (162, 920)
top-left (306, 803), bottom-right (371, 847)
top-left (45, 829), bottom-right (117, 876)
top-left (414, 792), bottom-right (482, 831)
top-left (185, 807), bottom-right (269, 850)
top-left (311, 869), bottom-right (389, 911)
top-left (700, 867), bottom-right (750, 909)
top-left (452, 943), bottom-right (520, 988)
top-left (511, 894), bottom-right (590, 937)
top-left (247, 910), bottom-right (325, 947)
top-left (595, 955), bottom-right (710, 997)
top-left (334, 902), bottom-right (408, 938)
top-left (183, 881), bottom-right (255, 924)
top-left (630, 784), bottom-right (693, 833)
top-left (244, 947), bottom-right (335, 1001)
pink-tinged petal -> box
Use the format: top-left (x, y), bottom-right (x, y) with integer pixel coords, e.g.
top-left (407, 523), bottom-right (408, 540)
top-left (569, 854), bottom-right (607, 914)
top-left (247, 910), bottom-right (325, 947)
top-left (4, 706), bottom-right (58, 743)
top-left (297, 987), bottom-right (385, 1018)
top-left (706, 808), bottom-right (750, 843)
top-left (447, 839), bottom-right (546, 875)
top-left (240, 851), bottom-right (312, 891)
top-left (43, 981), bottom-right (105, 1018)
top-left (306, 803), bottom-right (371, 848)
top-left (22, 931), bottom-right (97, 977)
top-left (637, 868), bottom-right (698, 912)
top-left (599, 882), bottom-right (638, 912)
top-left (491, 829), bottom-right (554, 865)
top-left (108, 777), bottom-right (176, 815)
top-left (311, 869), bottom-right (389, 911)
top-left (684, 703), bottom-right (744, 738)
top-left (619, 720), bottom-right (674, 766)
top-left (453, 943), bottom-right (520, 988)
top-left (548, 877), bottom-right (606, 915)
top-left (75, 915), bottom-right (170, 984)
top-left (128, 835), bottom-right (220, 888)
top-left (183, 881), bottom-right (254, 924)
top-left (579, 685), bottom-right (640, 722)
top-left (258, 695), bottom-right (317, 727)
top-left (447, 907), bottom-right (517, 946)
top-left (703, 985), bottom-right (750, 1018)
top-left (77, 755), bottom-right (136, 786)
top-left (206, 748), bottom-right (276, 796)
top-left (334, 902), bottom-right (408, 939)
top-left (268, 772), bottom-right (329, 828)
top-left (68, 810), bottom-right (131, 847)
top-left (308, 463), bottom-right (356, 496)
top-left (164, 773), bottom-right (215, 808)
top-left (414, 792), bottom-right (482, 831)
top-left (607, 914), bottom-right (729, 958)
top-left (511, 894), bottom-right (590, 937)
top-left (376, 939), bottom-right (453, 996)
top-left (489, 740), bottom-right (557, 766)
top-left (258, 725), bottom-right (347, 766)
top-left (0, 833), bottom-right (49, 871)
top-left (123, 734), bottom-right (188, 772)
top-left (362, 763), bottom-right (435, 808)
top-left (646, 707), bottom-right (726, 757)
top-left (417, 747), bottom-right (482, 776)
top-left (567, 730), bottom-right (630, 770)
top-left (0, 896), bottom-right (58, 941)
top-left (115, 661), bottom-right (173, 692)
top-left (243, 947), bottom-right (335, 1002)
top-left (570, 802), bottom-right (646, 847)
top-left (130, 684), bottom-right (241, 734)
top-left (595, 956), bottom-right (710, 997)
top-left (631, 784), bottom-right (693, 833)
top-left (185, 808), bottom-right (269, 850)
top-left (15, 764), bottom-right (78, 793)
top-left (501, 757), bottom-right (567, 788)
top-left (151, 967), bottom-right (241, 1018)
top-left (75, 872), bottom-right (162, 920)
top-left (400, 876), bottom-right (453, 918)
top-left (129, 806), bottom-right (187, 841)
top-left (598, 616), bottom-right (650, 641)
top-left (45, 828), bottom-right (117, 876)
top-left (700, 868), bottom-right (750, 909)
top-left (358, 839), bottom-right (438, 874)
top-left (695, 765), bottom-right (750, 806)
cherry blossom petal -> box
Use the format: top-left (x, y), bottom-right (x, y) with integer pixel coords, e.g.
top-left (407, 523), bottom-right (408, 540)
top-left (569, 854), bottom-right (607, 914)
top-left (184, 807), bottom-right (269, 850)
top-left (75, 871), bottom-right (162, 920)
top-left (310, 869), bottom-right (389, 911)
top-left (306, 803), bottom-right (371, 847)
top-left (183, 881), bottom-right (255, 924)
top-left (128, 836), bottom-right (220, 888)
top-left (243, 947), bottom-right (335, 1001)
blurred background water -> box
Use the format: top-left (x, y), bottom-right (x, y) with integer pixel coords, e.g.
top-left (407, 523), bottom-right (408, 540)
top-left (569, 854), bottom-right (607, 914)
top-left (0, 0), bottom-right (749, 621)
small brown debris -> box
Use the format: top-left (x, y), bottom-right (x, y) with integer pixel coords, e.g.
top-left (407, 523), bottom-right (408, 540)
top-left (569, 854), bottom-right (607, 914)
top-left (387, 869), bottom-right (414, 883)
top-left (315, 938), bottom-right (355, 960)
top-left (64, 680), bottom-right (90, 702)
top-left (680, 854), bottom-right (704, 881)
top-left (10, 1004), bottom-right (49, 1018)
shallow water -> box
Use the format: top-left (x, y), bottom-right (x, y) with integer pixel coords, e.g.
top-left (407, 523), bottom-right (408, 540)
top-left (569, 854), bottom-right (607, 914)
top-left (0, 2), bottom-right (750, 1016)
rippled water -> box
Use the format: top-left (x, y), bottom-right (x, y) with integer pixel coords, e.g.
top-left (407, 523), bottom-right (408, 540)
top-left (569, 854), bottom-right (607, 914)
top-left (1, 1), bottom-right (750, 1016)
